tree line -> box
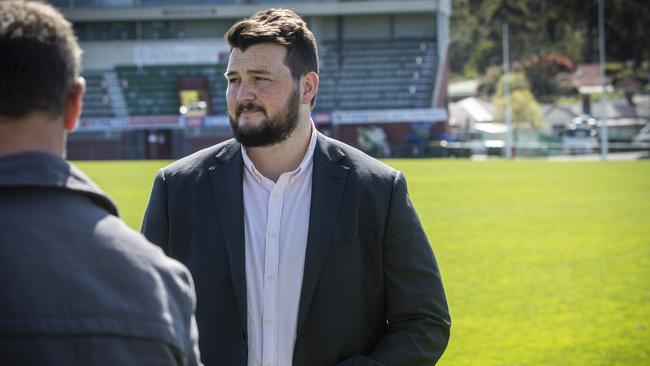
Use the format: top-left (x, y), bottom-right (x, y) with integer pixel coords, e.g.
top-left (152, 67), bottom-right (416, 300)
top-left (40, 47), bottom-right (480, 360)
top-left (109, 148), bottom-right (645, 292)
top-left (450, 0), bottom-right (649, 84)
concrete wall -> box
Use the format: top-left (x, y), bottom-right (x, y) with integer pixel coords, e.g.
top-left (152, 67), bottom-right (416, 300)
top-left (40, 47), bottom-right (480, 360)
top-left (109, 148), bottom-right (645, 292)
top-left (312, 13), bottom-right (436, 43)
top-left (394, 13), bottom-right (435, 38)
top-left (80, 39), bottom-right (230, 70)
top-left (310, 16), bottom-right (339, 41)
top-left (342, 14), bottom-right (391, 39)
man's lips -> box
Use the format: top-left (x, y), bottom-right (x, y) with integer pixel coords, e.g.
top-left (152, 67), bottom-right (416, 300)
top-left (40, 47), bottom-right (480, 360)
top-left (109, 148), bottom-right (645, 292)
top-left (237, 105), bottom-right (265, 118)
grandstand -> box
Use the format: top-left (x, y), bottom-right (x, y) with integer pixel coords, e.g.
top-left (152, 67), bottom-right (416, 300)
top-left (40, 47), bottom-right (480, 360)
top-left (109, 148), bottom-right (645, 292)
top-left (55, 0), bottom-right (451, 159)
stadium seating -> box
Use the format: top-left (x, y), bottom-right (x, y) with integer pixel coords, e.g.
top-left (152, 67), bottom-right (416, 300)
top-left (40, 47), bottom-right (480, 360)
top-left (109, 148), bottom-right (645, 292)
top-left (80, 38), bottom-right (436, 117)
top-left (115, 64), bottom-right (228, 116)
top-left (316, 38), bottom-right (437, 111)
top-left (80, 71), bottom-right (115, 118)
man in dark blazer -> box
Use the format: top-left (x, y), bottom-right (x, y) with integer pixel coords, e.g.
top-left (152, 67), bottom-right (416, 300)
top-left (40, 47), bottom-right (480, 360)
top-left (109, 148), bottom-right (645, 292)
top-left (0, 2), bottom-right (201, 365)
top-left (142, 8), bottom-right (450, 366)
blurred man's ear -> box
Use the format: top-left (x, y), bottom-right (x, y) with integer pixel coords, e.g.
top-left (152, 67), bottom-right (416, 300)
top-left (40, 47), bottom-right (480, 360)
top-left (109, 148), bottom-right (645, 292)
top-left (63, 77), bottom-right (85, 132)
top-left (301, 71), bottom-right (319, 106)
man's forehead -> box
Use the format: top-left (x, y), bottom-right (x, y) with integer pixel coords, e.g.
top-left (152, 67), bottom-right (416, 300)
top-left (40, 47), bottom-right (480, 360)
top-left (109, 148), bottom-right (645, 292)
top-left (226, 43), bottom-right (289, 74)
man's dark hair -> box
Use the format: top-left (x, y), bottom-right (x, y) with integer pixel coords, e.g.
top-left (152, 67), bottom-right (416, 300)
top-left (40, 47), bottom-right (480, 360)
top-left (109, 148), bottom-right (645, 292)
top-left (225, 8), bottom-right (318, 105)
top-left (0, 0), bottom-right (82, 121)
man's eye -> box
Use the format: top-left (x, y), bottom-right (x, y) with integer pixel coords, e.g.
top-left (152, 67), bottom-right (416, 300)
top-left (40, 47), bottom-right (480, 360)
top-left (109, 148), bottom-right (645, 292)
top-left (227, 78), bottom-right (240, 84)
top-left (255, 77), bottom-right (269, 81)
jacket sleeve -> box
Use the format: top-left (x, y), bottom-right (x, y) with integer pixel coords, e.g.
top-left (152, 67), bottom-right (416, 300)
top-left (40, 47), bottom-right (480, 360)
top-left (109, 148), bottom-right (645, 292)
top-left (185, 273), bottom-right (203, 366)
top-left (145, 169), bottom-right (202, 365)
top-left (141, 169), bottom-right (170, 254)
top-left (338, 171), bottom-right (451, 366)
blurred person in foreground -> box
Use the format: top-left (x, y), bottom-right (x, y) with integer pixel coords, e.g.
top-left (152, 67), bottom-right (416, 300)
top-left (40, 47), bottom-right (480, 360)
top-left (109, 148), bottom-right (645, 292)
top-left (142, 8), bottom-right (450, 366)
top-left (0, 1), bottom-right (201, 365)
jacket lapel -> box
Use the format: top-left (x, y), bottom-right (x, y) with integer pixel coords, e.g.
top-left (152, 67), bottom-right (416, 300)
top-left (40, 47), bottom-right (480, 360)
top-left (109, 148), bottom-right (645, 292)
top-left (208, 140), bottom-right (247, 326)
top-left (297, 134), bottom-right (349, 333)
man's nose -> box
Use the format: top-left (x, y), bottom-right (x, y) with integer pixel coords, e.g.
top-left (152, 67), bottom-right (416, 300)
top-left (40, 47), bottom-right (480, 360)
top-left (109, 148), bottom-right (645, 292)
top-left (236, 81), bottom-right (255, 102)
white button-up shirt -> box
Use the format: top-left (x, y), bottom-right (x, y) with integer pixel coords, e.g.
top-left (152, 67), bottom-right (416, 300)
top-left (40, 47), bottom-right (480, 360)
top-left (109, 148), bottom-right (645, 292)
top-left (242, 126), bottom-right (317, 366)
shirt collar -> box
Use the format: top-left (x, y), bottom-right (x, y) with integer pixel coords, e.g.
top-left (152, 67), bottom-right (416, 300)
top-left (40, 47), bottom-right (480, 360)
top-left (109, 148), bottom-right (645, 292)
top-left (241, 120), bottom-right (318, 185)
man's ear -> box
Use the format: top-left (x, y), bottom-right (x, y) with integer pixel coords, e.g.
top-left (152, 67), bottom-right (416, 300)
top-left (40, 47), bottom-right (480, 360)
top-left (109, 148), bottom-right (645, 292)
top-left (301, 71), bottom-right (319, 106)
top-left (63, 77), bottom-right (85, 132)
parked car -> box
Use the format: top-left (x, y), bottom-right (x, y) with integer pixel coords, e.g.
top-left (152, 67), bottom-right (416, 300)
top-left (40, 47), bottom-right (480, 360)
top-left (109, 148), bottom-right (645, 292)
top-left (428, 134), bottom-right (472, 158)
top-left (563, 115), bottom-right (597, 155)
top-left (468, 123), bottom-right (507, 156)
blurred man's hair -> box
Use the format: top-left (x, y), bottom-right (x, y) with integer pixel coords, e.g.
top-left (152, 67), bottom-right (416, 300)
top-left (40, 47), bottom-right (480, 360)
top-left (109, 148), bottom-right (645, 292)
top-left (225, 8), bottom-right (318, 104)
top-left (0, 0), bottom-right (82, 121)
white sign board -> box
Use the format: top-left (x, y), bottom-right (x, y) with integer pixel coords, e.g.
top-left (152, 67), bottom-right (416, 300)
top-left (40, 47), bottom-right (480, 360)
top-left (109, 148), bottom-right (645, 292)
top-left (134, 42), bottom-right (229, 65)
top-left (332, 108), bottom-right (448, 125)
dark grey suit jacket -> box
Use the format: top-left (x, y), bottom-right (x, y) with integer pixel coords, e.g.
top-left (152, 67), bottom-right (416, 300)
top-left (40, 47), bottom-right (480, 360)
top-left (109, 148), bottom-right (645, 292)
top-left (142, 133), bottom-right (450, 366)
top-left (0, 152), bottom-right (201, 366)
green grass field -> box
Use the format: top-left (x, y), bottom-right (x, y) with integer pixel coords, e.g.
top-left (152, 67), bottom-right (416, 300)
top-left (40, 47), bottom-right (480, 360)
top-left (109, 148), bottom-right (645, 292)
top-left (75, 159), bottom-right (650, 365)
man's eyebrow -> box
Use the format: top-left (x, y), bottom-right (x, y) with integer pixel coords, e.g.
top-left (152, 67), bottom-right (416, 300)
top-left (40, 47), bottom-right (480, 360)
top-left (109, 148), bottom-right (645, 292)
top-left (224, 69), bottom-right (272, 78)
top-left (252, 69), bottom-right (273, 75)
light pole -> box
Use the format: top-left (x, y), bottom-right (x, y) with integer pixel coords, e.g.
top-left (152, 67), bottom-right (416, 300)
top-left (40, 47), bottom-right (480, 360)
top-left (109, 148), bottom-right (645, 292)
top-left (598, 0), bottom-right (609, 160)
top-left (503, 22), bottom-right (513, 159)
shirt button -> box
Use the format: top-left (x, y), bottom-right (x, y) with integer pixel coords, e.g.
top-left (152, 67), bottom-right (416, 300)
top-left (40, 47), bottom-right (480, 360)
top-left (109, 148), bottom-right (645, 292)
top-left (269, 232), bottom-right (276, 239)
top-left (265, 319), bottom-right (273, 326)
top-left (266, 276), bottom-right (273, 282)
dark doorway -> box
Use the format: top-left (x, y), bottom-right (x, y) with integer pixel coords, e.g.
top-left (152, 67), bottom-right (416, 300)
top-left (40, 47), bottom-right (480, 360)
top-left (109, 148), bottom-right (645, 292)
top-left (145, 129), bottom-right (173, 159)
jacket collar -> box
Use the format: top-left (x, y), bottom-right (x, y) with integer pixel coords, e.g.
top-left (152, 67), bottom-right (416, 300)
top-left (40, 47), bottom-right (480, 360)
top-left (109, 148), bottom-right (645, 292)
top-left (297, 132), bottom-right (349, 332)
top-left (207, 140), bottom-right (247, 327)
top-left (0, 152), bottom-right (119, 217)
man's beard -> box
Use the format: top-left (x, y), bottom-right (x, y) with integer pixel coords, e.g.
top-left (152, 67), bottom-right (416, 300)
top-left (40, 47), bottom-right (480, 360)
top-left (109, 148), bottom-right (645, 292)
top-left (229, 88), bottom-right (300, 147)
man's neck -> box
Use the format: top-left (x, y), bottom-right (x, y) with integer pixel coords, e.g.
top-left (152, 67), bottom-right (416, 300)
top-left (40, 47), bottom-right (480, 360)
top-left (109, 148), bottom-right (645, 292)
top-left (0, 114), bottom-right (65, 159)
top-left (244, 117), bottom-right (313, 182)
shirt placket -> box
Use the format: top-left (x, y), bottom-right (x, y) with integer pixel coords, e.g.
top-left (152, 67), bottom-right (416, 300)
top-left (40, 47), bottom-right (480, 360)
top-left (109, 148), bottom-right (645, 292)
top-left (262, 177), bottom-right (285, 366)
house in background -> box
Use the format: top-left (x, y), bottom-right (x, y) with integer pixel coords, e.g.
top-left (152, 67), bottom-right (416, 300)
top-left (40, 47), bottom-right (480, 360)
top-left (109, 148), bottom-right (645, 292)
top-left (542, 105), bottom-right (580, 136)
top-left (448, 79), bottom-right (480, 102)
top-left (542, 95), bottom-right (650, 146)
top-left (589, 95), bottom-right (650, 143)
top-left (448, 96), bottom-right (495, 136)
top-left (571, 64), bottom-right (613, 96)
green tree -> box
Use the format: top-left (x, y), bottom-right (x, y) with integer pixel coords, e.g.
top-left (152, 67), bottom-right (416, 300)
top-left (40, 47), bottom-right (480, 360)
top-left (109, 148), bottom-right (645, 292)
top-left (605, 0), bottom-right (650, 72)
top-left (449, 0), bottom-right (649, 87)
top-left (477, 0), bottom-right (535, 65)
top-left (449, 0), bottom-right (482, 76)
top-left (523, 54), bottom-right (578, 103)
top-left (477, 65), bottom-right (503, 98)
top-left (463, 40), bottom-right (496, 77)
top-left (492, 72), bottom-right (544, 130)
